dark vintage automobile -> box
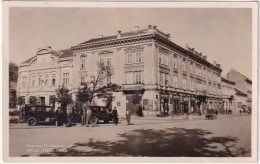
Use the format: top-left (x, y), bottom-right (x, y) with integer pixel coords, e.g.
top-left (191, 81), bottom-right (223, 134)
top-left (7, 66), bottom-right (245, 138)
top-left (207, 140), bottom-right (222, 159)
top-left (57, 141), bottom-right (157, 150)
top-left (88, 105), bottom-right (118, 124)
top-left (205, 109), bottom-right (217, 120)
top-left (23, 104), bottom-right (70, 126)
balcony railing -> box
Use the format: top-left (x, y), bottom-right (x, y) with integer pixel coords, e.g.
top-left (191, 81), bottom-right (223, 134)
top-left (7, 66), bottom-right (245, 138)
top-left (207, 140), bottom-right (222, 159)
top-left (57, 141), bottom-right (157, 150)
top-left (122, 83), bottom-right (144, 90)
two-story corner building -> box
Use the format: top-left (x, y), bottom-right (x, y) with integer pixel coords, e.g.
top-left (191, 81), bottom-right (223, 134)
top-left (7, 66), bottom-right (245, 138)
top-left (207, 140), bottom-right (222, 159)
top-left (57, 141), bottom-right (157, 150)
top-left (17, 25), bottom-right (223, 117)
top-left (17, 47), bottom-right (74, 107)
top-left (225, 69), bottom-right (252, 111)
top-left (221, 77), bottom-right (236, 114)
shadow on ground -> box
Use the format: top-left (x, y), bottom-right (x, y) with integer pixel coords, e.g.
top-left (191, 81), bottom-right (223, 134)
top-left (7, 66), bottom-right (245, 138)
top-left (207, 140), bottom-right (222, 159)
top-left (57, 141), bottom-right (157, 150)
top-left (38, 127), bottom-right (250, 157)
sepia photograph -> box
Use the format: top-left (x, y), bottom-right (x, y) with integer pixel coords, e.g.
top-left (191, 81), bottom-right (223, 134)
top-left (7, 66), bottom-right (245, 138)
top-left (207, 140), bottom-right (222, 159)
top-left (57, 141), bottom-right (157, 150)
top-left (2, 1), bottom-right (258, 163)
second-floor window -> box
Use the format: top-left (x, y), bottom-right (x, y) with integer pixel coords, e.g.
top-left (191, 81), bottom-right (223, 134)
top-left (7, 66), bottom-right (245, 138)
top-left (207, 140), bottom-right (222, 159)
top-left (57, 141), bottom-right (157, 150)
top-left (173, 73), bottom-right (178, 87)
top-left (52, 74), bottom-right (56, 86)
top-left (173, 58), bottom-right (178, 69)
top-left (63, 73), bottom-right (69, 85)
top-left (81, 57), bottom-right (86, 69)
top-left (22, 77), bottom-right (27, 88)
top-left (107, 75), bottom-right (111, 84)
top-left (165, 73), bottom-right (169, 85)
top-left (182, 62), bottom-right (186, 72)
top-left (81, 76), bottom-right (85, 83)
top-left (126, 51), bottom-right (143, 64)
top-left (45, 75), bottom-right (49, 86)
top-left (160, 72), bottom-right (163, 85)
top-left (39, 75), bottom-right (42, 86)
top-left (107, 58), bottom-right (111, 66)
top-left (31, 76), bottom-right (35, 87)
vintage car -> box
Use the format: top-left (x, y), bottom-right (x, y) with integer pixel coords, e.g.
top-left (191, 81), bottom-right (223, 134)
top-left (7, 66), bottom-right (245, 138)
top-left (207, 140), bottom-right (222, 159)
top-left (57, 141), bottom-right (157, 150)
top-left (205, 109), bottom-right (217, 120)
top-left (88, 105), bottom-right (117, 124)
top-left (23, 104), bottom-right (70, 126)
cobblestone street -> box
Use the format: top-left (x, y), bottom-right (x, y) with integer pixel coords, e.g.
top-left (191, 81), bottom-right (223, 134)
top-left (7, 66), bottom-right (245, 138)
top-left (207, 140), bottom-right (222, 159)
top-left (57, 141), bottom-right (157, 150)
top-left (9, 114), bottom-right (251, 157)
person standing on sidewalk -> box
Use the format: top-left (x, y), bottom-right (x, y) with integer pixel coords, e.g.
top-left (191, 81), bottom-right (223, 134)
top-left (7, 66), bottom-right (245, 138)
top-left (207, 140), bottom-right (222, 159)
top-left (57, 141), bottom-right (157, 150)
top-left (126, 109), bottom-right (131, 125)
top-left (86, 106), bottom-right (93, 127)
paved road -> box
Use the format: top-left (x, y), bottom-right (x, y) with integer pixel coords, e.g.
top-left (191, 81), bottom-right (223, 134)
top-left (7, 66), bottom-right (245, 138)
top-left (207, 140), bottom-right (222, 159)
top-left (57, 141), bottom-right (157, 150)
top-left (9, 115), bottom-right (251, 157)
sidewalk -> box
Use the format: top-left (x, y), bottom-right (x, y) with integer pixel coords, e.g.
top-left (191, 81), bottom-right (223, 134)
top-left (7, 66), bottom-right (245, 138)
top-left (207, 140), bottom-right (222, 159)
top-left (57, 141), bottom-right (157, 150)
top-left (133, 113), bottom-right (251, 121)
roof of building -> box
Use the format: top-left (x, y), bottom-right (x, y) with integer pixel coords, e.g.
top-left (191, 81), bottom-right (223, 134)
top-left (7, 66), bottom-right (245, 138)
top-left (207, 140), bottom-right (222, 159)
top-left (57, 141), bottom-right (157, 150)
top-left (20, 48), bottom-right (73, 65)
top-left (59, 48), bottom-right (73, 58)
top-left (235, 88), bottom-right (247, 96)
top-left (221, 77), bottom-right (236, 85)
top-left (79, 35), bottom-right (117, 45)
top-left (230, 68), bottom-right (252, 84)
top-left (76, 26), bottom-right (222, 72)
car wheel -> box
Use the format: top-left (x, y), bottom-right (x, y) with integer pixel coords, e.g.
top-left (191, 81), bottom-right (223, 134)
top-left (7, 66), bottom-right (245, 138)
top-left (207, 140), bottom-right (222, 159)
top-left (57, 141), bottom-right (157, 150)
top-left (104, 119), bottom-right (109, 123)
top-left (91, 116), bottom-right (98, 124)
top-left (65, 118), bottom-right (71, 127)
top-left (27, 117), bottom-right (37, 126)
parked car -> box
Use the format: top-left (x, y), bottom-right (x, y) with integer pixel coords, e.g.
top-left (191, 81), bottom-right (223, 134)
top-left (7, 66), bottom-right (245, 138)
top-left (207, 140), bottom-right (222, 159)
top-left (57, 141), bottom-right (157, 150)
top-left (88, 105), bottom-right (116, 124)
top-left (23, 104), bottom-right (70, 126)
top-left (205, 109), bottom-right (217, 120)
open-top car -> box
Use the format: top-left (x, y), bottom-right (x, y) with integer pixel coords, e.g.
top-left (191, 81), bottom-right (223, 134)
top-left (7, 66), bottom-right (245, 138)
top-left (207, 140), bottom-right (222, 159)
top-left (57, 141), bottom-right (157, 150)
top-left (24, 104), bottom-right (70, 126)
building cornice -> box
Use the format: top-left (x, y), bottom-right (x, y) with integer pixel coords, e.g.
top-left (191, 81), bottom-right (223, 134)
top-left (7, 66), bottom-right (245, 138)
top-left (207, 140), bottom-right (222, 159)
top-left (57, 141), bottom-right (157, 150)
top-left (73, 32), bottom-right (222, 73)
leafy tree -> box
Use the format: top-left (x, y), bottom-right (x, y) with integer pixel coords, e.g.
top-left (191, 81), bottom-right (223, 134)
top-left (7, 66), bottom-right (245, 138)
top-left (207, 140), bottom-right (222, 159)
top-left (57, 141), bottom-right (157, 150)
top-left (56, 86), bottom-right (73, 110)
top-left (29, 96), bottom-right (39, 105)
top-left (76, 62), bottom-right (121, 106)
top-left (9, 63), bottom-right (18, 108)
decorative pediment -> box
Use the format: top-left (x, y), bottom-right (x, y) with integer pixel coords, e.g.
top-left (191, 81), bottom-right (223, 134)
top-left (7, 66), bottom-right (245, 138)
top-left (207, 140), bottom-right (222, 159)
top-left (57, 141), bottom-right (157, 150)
top-left (98, 50), bottom-right (113, 57)
top-left (37, 48), bottom-right (51, 55)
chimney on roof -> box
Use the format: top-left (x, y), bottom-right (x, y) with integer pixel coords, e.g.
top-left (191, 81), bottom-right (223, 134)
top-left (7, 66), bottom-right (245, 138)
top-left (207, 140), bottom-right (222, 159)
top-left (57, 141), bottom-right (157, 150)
top-left (99, 35), bottom-right (104, 38)
top-left (134, 26), bottom-right (140, 31)
top-left (47, 46), bottom-right (52, 49)
top-left (153, 25), bottom-right (157, 29)
top-left (148, 25), bottom-right (152, 29)
top-left (167, 33), bottom-right (171, 40)
top-left (117, 30), bottom-right (122, 39)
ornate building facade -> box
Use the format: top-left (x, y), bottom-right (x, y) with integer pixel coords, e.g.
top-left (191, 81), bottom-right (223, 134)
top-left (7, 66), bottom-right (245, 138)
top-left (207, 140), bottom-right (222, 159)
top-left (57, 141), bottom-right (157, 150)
top-left (17, 25), bottom-right (223, 117)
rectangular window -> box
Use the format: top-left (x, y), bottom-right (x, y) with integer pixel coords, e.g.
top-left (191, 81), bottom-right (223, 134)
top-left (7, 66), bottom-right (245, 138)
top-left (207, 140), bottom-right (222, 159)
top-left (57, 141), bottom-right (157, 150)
top-left (182, 62), bottom-right (186, 72)
top-left (127, 53), bottom-right (132, 64)
top-left (158, 53), bottom-right (162, 64)
top-left (63, 73), bottom-right (69, 85)
top-left (100, 58), bottom-right (105, 65)
top-left (173, 58), bottom-right (178, 69)
top-left (135, 52), bottom-right (142, 63)
top-left (126, 72), bottom-right (133, 84)
top-left (182, 78), bottom-right (186, 89)
top-left (173, 74), bottom-right (178, 88)
top-left (45, 75), bottom-right (49, 86)
top-left (39, 75), bottom-right (42, 86)
top-left (107, 58), bottom-right (111, 66)
top-left (160, 72), bottom-right (163, 85)
top-left (32, 76), bottom-right (35, 87)
top-left (22, 77), bottom-right (27, 88)
top-left (135, 72), bottom-right (142, 84)
top-left (81, 76), bottom-right (85, 83)
top-left (107, 75), bottom-right (111, 84)
top-left (81, 58), bottom-right (86, 69)
top-left (165, 74), bottom-right (168, 85)
top-left (52, 74), bottom-right (56, 86)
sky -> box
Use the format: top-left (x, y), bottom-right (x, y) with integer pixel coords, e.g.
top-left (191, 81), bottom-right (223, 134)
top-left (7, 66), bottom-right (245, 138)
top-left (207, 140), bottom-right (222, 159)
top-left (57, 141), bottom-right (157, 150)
top-left (9, 7), bottom-right (252, 79)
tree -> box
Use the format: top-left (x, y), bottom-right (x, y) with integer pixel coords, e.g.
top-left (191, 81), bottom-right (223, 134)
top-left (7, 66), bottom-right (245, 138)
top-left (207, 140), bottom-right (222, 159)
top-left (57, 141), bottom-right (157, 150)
top-left (9, 63), bottom-right (18, 108)
top-left (76, 62), bottom-right (121, 106)
top-left (29, 96), bottom-right (39, 105)
top-left (56, 86), bottom-right (73, 110)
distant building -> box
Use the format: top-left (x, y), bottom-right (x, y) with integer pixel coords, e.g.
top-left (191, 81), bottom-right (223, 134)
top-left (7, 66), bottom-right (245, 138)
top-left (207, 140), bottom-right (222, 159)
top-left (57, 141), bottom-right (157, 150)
top-left (234, 88), bottom-right (248, 112)
top-left (225, 69), bottom-right (252, 112)
top-left (221, 77), bottom-right (236, 114)
top-left (17, 25), bottom-right (223, 117)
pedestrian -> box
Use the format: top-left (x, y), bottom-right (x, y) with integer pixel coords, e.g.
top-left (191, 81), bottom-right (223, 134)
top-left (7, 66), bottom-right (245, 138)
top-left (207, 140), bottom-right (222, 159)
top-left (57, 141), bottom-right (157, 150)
top-left (215, 110), bottom-right (218, 116)
top-left (86, 106), bottom-right (93, 127)
top-left (112, 107), bottom-right (118, 125)
top-left (239, 110), bottom-right (242, 115)
top-left (81, 104), bottom-right (87, 126)
top-left (126, 109), bottom-right (131, 125)
top-left (55, 107), bottom-right (64, 127)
